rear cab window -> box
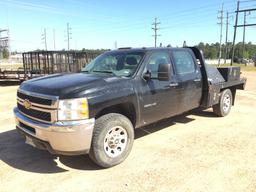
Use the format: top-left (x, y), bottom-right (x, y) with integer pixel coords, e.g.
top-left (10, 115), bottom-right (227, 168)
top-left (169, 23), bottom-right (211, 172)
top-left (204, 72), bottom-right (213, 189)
top-left (172, 50), bottom-right (197, 75)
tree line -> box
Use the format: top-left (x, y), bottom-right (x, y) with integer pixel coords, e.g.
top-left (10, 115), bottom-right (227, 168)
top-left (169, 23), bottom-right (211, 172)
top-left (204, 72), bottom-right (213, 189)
top-left (0, 48), bottom-right (9, 59)
top-left (196, 42), bottom-right (256, 60)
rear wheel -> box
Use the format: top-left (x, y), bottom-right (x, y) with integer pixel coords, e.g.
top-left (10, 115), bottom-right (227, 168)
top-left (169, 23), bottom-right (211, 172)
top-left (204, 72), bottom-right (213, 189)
top-left (89, 113), bottom-right (134, 168)
top-left (213, 89), bottom-right (232, 117)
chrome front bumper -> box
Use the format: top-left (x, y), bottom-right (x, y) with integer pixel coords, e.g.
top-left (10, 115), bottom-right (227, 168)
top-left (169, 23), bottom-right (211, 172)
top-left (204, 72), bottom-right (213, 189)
top-left (14, 107), bottom-right (95, 155)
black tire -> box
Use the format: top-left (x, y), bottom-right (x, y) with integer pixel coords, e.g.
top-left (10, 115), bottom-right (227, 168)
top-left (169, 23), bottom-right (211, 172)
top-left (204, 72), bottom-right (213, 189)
top-left (213, 89), bottom-right (233, 117)
top-left (89, 113), bottom-right (134, 168)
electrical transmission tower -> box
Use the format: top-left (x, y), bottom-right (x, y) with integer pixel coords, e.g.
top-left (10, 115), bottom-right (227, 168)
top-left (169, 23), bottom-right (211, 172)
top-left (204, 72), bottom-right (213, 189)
top-left (41, 28), bottom-right (47, 51)
top-left (0, 28), bottom-right (9, 59)
top-left (152, 18), bottom-right (161, 47)
top-left (217, 3), bottom-right (224, 66)
top-left (66, 23), bottom-right (72, 50)
top-left (231, 1), bottom-right (256, 65)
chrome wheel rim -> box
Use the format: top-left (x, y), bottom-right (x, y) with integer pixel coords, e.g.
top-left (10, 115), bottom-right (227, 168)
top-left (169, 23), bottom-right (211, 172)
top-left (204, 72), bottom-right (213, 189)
top-left (103, 126), bottom-right (128, 158)
top-left (223, 94), bottom-right (231, 113)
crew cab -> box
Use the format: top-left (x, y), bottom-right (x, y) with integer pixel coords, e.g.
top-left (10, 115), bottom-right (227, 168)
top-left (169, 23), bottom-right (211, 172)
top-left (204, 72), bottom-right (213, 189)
top-left (14, 47), bottom-right (246, 167)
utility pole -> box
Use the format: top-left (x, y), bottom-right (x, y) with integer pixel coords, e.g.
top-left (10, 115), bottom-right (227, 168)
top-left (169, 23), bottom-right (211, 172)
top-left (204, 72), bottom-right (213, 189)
top-left (114, 41), bottom-right (117, 49)
top-left (242, 11), bottom-right (251, 58)
top-left (66, 22), bottom-right (72, 50)
top-left (53, 29), bottom-right (56, 50)
top-left (217, 3), bottom-right (224, 66)
top-left (224, 12), bottom-right (231, 64)
top-left (231, 1), bottom-right (240, 65)
top-left (41, 28), bottom-right (47, 51)
top-left (152, 18), bottom-right (161, 47)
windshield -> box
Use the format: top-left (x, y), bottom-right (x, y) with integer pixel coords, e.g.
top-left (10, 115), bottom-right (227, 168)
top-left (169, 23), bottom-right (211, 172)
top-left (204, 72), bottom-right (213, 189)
top-left (82, 51), bottom-right (145, 77)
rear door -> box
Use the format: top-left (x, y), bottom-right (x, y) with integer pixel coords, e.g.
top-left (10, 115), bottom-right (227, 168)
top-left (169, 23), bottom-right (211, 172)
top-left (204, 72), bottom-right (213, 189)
top-left (171, 49), bottom-right (202, 113)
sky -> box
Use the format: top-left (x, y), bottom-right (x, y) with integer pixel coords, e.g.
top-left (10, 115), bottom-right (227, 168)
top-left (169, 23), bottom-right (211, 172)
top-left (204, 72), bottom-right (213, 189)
top-left (0, 0), bottom-right (255, 52)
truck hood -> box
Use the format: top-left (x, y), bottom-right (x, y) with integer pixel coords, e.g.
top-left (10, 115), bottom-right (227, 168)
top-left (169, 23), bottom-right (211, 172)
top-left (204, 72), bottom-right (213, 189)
top-left (19, 73), bottom-right (123, 98)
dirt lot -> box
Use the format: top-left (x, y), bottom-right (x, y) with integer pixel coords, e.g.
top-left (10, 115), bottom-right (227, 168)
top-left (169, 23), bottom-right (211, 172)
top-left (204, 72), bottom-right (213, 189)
top-left (0, 72), bottom-right (256, 192)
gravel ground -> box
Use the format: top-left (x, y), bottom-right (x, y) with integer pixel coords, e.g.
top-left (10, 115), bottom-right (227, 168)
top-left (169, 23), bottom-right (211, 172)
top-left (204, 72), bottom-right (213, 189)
top-left (0, 72), bottom-right (256, 192)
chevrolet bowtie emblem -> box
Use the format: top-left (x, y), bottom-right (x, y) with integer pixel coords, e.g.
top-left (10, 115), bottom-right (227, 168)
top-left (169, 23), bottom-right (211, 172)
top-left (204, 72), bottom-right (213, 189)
top-left (23, 99), bottom-right (32, 109)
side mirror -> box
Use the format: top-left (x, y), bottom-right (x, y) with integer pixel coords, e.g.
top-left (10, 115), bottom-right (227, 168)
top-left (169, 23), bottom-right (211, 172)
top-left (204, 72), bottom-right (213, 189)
top-left (143, 70), bottom-right (151, 80)
top-left (158, 64), bottom-right (171, 81)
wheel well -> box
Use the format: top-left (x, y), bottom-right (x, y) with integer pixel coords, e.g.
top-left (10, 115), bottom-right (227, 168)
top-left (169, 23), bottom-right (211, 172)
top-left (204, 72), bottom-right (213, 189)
top-left (230, 87), bottom-right (236, 105)
top-left (95, 103), bottom-right (136, 127)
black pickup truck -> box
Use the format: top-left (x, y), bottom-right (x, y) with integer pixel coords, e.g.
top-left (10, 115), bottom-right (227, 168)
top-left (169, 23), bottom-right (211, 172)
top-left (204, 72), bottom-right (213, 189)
top-left (14, 47), bottom-right (246, 167)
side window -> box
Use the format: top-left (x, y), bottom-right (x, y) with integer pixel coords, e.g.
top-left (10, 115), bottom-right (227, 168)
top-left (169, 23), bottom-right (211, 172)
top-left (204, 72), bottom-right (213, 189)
top-left (147, 51), bottom-right (170, 78)
top-left (172, 51), bottom-right (196, 75)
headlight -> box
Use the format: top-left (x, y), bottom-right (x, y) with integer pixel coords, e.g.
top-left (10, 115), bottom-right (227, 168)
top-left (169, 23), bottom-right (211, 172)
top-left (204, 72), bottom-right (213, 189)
top-left (58, 98), bottom-right (89, 121)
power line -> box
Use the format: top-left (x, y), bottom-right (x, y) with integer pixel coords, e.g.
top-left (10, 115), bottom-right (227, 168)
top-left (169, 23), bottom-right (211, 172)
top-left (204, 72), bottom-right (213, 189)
top-left (159, 1), bottom-right (236, 23)
top-left (1, 0), bottom-right (245, 51)
top-left (3, 0), bottom-right (237, 36)
top-left (69, 0), bottom-right (237, 35)
top-left (73, 6), bottom-right (234, 34)
top-left (1, 0), bottom-right (237, 34)
top-left (152, 18), bottom-right (161, 47)
top-left (0, 0), bottom-right (67, 16)
top-left (69, 0), bottom-right (237, 24)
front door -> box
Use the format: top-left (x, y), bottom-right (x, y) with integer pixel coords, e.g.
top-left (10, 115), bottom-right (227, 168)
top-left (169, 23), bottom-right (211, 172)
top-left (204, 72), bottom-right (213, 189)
top-left (138, 50), bottom-right (180, 126)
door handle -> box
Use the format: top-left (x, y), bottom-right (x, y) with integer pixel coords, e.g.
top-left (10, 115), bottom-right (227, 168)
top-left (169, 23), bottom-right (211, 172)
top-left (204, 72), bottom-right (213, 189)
top-left (169, 82), bottom-right (179, 87)
top-left (194, 78), bottom-right (201, 82)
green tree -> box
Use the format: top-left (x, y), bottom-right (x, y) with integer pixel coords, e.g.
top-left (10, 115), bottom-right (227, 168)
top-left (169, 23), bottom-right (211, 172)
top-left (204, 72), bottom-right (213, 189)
top-left (209, 46), bottom-right (218, 59)
top-left (3, 48), bottom-right (9, 59)
top-left (196, 42), bottom-right (256, 59)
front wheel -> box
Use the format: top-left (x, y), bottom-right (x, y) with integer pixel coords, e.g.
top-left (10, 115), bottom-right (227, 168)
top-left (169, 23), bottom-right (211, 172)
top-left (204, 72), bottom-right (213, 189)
top-left (213, 89), bottom-right (233, 117)
top-left (89, 113), bottom-right (134, 168)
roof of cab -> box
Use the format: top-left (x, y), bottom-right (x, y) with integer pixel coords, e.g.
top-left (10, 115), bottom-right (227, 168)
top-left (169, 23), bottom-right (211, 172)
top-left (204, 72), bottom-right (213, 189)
top-left (108, 47), bottom-right (190, 53)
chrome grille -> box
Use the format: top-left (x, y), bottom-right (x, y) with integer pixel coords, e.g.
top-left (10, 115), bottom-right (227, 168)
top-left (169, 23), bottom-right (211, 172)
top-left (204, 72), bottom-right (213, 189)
top-left (17, 103), bottom-right (51, 122)
top-left (17, 90), bottom-right (58, 123)
top-left (17, 91), bottom-right (52, 106)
